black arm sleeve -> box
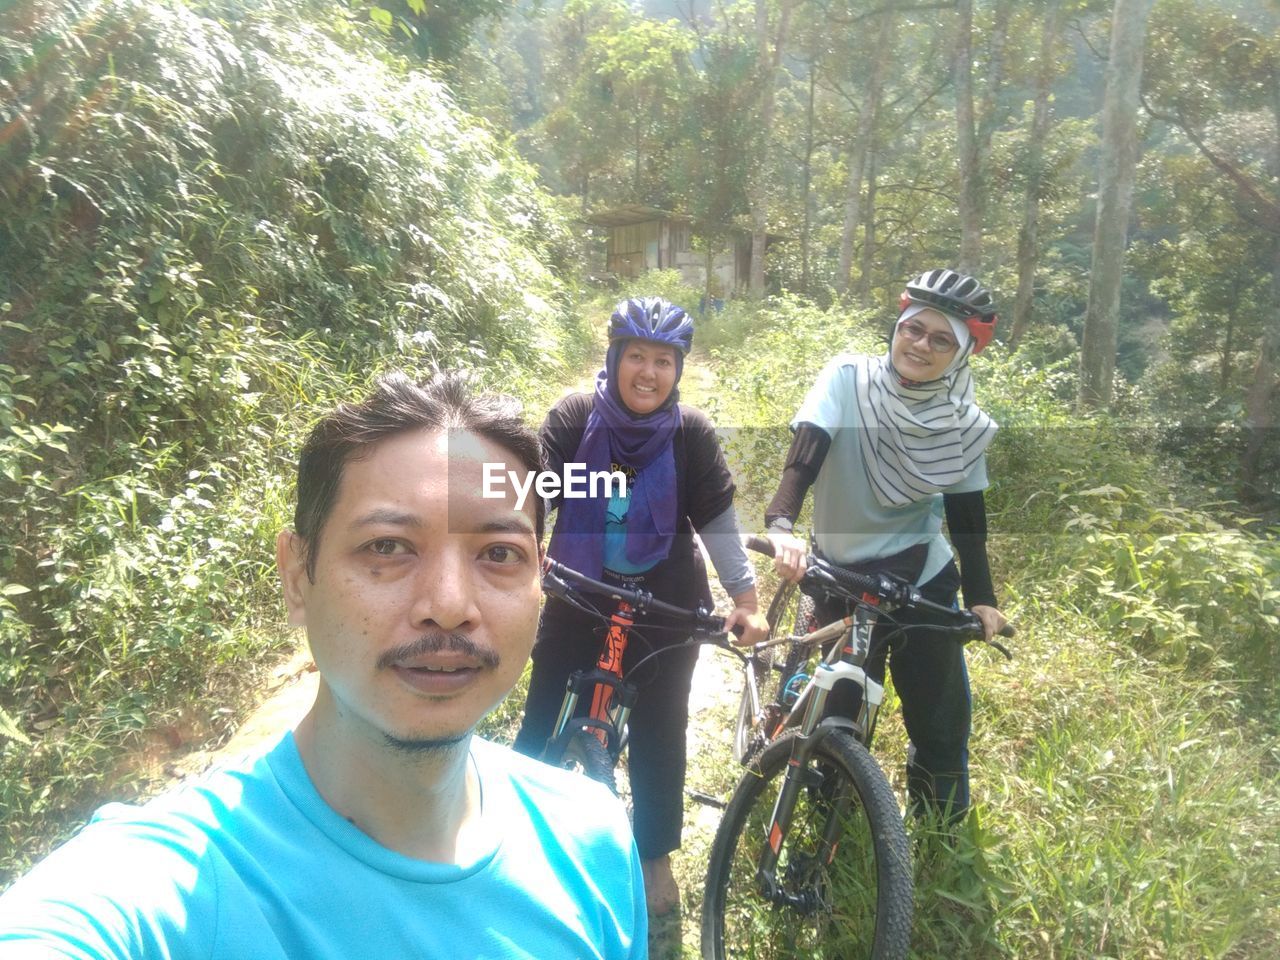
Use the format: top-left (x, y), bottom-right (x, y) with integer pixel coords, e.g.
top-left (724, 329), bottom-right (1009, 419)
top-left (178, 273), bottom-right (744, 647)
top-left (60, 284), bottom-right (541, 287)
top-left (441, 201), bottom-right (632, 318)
top-left (943, 489), bottom-right (997, 609)
top-left (764, 422), bottom-right (832, 527)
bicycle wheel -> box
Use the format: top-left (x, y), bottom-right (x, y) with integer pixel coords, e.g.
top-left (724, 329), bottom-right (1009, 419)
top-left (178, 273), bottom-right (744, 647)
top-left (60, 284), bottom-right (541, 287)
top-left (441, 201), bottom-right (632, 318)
top-left (549, 726), bottom-right (617, 793)
top-left (733, 582), bottom-right (817, 762)
top-left (702, 729), bottom-right (912, 960)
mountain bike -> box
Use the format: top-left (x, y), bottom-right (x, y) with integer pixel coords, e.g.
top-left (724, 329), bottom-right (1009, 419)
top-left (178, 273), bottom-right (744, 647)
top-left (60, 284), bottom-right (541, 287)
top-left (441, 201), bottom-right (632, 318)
top-left (702, 535), bottom-right (1014, 960)
top-left (537, 556), bottom-right (744, 792)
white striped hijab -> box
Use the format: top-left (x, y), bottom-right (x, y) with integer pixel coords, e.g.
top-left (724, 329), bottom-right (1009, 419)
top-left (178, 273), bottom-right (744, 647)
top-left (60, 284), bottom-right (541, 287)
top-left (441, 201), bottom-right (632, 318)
top-left (851, 330), bottom-right (997, 508)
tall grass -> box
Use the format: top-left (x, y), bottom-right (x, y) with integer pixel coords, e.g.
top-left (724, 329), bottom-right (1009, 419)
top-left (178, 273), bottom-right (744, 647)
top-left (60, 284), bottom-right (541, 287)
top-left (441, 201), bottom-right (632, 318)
top-left (0, 0), bottom-right (580, 883)
top-left (680, 294), bottom-right (1280, 958)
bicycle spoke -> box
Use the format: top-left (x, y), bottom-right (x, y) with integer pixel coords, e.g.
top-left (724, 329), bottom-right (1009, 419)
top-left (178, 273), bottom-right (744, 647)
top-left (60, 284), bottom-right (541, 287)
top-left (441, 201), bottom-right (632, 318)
top-left (723, 779), bottom-right (878, 954)
top-left (704, 732), bottom-right (912, 960)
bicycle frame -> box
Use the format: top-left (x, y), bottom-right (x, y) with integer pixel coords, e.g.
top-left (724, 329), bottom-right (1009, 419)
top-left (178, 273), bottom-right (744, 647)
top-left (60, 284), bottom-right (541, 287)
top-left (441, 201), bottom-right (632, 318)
top-left (784, 605), bottom-right (885, 746)
top-left (546, 600), bottom-right (638, 758)
top-left (740, 591), bottom-right (889, 765)
top-left (751, 601), bottom-right (892, 898)
top-left (537, 558), bottom-right (734, 777)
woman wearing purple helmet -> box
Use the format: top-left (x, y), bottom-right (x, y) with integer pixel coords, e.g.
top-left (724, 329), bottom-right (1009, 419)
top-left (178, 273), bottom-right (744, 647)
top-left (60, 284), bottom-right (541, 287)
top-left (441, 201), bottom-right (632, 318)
top-left (766, 268), bottom-right (1008, 825)
top-left (514, 296), bottom-right (767, 956)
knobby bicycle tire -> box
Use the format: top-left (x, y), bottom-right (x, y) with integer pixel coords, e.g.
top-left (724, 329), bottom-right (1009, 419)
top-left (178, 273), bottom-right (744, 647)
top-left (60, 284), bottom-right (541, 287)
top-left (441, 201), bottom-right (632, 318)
top-left (548, 727), bottom-right (616, 794)
top-left (734, 582), bottom-right (818, 762)
top-left (702, 729), bottom-right (912, 960)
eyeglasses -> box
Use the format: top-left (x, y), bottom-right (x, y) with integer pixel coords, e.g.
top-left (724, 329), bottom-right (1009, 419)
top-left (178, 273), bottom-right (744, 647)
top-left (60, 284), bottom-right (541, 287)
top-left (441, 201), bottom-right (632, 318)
top-left (896, 318), bottom-right (959, 354)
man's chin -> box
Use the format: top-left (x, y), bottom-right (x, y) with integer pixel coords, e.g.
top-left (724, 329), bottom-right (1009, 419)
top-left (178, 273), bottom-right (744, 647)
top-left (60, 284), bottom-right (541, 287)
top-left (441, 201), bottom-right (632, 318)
top-left (382, 728), bottom-right (473, 755)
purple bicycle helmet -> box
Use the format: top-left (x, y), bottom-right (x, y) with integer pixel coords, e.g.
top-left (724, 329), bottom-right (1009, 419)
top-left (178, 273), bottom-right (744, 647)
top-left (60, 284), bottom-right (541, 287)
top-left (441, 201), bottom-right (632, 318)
top-left (608, 297), bottom-right (694, 354)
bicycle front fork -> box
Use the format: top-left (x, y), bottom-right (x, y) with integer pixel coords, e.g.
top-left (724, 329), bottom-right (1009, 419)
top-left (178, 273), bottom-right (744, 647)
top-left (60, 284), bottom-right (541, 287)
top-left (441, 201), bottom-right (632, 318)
top-left (548, 668), bottom-right (638, 754)
top-left (756, 662), bottom-right (885, 900)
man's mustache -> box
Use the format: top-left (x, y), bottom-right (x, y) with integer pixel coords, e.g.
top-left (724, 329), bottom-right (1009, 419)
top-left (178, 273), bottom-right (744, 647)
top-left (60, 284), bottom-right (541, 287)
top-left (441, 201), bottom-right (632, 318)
top-left (376, 633), bottom-right (500, 670)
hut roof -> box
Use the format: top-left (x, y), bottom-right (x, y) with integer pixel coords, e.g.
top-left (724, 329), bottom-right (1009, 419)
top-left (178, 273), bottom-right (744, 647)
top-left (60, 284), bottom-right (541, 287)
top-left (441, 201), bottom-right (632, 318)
top-left (581, 204), bottom-right (684, 228)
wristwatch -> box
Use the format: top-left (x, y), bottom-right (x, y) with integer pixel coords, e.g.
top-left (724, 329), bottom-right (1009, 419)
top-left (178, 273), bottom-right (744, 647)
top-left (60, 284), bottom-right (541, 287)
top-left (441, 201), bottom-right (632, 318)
top-left (767, 518), bottom-right (794, 535)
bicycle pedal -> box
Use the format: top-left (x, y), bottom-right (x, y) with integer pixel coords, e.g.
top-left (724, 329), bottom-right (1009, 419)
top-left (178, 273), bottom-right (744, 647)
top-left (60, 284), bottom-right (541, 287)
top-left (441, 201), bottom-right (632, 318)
top-left (686, 789), bottom-right (727, 809)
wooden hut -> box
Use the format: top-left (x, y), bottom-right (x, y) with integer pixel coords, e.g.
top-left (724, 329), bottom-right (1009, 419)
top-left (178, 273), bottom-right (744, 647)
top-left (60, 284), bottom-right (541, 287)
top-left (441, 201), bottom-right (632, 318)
top-left (583, 204), bottom-right (781, 296)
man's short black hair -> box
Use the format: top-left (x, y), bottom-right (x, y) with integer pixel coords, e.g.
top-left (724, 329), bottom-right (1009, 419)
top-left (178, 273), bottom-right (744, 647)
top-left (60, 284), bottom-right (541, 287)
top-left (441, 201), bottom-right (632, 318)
top-left (293, 371), bottom-right (545, 581)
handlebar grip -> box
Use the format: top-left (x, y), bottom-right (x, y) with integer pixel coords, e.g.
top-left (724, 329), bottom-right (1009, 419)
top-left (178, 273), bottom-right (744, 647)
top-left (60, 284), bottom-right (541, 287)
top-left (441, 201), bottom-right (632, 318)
top-left (820, 562), bottom-right (882, 597)
top-left (742, 534), bottom-right (775, 558)
top-left (998, 623), bottom-right (1016, 639)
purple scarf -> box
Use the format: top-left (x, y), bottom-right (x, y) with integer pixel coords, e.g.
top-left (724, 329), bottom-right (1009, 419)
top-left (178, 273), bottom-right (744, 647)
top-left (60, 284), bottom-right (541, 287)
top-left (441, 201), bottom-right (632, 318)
top-left (547, 370), bottom-right (681, 578)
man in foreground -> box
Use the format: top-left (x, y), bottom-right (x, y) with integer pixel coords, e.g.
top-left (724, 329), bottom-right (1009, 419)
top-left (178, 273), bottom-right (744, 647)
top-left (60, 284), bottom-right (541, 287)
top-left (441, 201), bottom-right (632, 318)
top-left (0, 372), bottom-right (648, 959)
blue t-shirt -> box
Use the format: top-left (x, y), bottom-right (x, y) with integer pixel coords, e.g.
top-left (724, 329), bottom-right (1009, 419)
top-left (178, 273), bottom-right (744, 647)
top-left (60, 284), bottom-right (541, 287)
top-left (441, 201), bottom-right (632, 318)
top-left (604, 483), bottom-right (649, 576)
top-left (0, 734), bottom-right (647, 959)
top-left (795, 354), bottom-right (988, 585)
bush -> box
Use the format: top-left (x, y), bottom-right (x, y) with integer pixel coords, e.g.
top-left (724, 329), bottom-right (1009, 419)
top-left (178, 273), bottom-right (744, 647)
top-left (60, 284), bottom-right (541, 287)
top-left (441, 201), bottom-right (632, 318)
top-left (0, 0), bottom-right (578, 882)
top-left (702, 296), bottom-right (1280, 709)
top-left (695, 292), bottom-right (1280, 956)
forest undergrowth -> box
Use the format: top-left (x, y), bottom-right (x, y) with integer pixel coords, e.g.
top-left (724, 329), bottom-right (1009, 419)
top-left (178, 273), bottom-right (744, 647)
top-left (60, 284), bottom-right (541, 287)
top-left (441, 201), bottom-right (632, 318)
top-left (676, 282), bottom-right (1280, 959)
top-left (0, 0), bottom-right (591, 885)
top-left (2, 1), bottom-right (1279, 956)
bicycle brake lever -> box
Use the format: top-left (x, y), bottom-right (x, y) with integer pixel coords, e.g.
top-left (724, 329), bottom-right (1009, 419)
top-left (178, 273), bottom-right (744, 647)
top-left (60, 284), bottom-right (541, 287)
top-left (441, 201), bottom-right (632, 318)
top-left (982, 636), bottom-right (1014, 660)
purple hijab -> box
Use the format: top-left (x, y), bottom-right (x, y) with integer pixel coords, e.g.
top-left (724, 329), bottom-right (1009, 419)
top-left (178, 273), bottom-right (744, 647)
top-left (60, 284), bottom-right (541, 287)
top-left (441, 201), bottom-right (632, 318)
top-left (547, 369), bottom-right (681, 578)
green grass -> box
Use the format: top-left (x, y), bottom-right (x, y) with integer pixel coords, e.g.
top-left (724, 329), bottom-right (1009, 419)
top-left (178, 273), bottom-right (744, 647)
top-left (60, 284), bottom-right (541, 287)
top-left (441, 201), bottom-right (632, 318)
top-left (961, 600), bottom-right (1280, 958)
top-left (669, 297), bottom-right (1280, 958)
top-left (675, 575), bottom-right (1280, 958)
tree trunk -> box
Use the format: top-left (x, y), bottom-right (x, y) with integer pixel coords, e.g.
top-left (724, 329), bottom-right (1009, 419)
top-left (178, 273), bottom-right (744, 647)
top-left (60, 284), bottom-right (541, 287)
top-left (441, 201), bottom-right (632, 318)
top-left (954, 0), bottom-right (981, 274)
top-left (836, 138), bottom-right (870, 297)
top-left (837, 11), bottom-right (892, 296)
top-left (976, 0), bottom-right (1013, 175)
top-left (1078, 0), bottom-right (1155, 411)
top-left (748, 0), bottom-right (794, 296)
top-left (954, 0), bottom-right (1013, 277)
top-left (634, 110), bottom-right (642, 195)
top-left (1220, 302), bottom-right (1235, 394)
top-left (801, 54), bottom-right (816, 294)
top-left (857, 151), bottom-right (878, 306)
top-left (1009, 0), bottom-right (1067, 350)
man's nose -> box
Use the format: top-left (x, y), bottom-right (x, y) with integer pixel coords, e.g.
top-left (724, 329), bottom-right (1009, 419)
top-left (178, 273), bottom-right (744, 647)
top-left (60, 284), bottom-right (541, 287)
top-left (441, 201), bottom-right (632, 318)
top-left (409, 552), bottom-right (480, 632)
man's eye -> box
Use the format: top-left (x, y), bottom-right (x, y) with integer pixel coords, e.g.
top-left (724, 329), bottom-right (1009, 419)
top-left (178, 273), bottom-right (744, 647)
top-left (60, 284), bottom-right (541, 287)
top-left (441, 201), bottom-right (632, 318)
top-left (368, 539), bottom-right (407, 556)
top-left (484, 544), bottom-right (525, 565)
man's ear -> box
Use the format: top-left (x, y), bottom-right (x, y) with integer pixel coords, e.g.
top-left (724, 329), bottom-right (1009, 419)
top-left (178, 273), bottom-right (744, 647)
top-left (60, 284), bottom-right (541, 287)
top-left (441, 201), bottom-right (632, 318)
top-left (276, 530), bottom-right (309, 627)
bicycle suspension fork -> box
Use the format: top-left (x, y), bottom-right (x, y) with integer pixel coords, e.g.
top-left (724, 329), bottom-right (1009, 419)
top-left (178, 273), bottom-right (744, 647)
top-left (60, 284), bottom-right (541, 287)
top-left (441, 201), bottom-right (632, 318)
top-left (549, 601), bottom-right (638, 752)
top-left (755, 611), bottom-right (887, 905)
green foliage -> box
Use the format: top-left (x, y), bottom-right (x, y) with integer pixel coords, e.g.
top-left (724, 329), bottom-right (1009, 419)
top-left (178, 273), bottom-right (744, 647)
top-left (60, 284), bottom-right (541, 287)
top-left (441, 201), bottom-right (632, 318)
top-left (953, 639), bottom-right (1280, 957)
top-left (1128, 147), bottom-right (1279, 503)
top-left (530, 0), bottom-right (694, 203)
top-left (688, 292), bottom-right (1280, 957)
top-left (0, 0), bottom-right (578, 883)
top-left (353, 0), bottom-right (519, 64)
top-left (668, 29), bottom-right (755, 238)
top-left (613, 268), bottom-right (704, 316)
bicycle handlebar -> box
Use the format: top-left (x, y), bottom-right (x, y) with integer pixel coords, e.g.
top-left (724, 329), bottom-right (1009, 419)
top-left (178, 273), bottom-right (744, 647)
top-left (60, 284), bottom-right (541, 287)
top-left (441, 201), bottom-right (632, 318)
top-left (541, 557), bottom-right (740, 638)
top-left (743, 534), bottom-right (1015, 654)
